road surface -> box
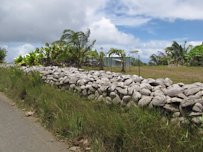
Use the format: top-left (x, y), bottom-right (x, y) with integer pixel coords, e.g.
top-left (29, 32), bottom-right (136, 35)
top-left (0, 92), bottom-right (68, 152)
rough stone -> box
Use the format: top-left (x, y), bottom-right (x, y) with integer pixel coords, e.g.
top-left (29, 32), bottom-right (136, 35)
top-left (166, 86), bottom-right (183, 97)
top-left (192, 103), bottom-right (203, 112)
top-left (151, 95), bottom-right (166, 106)
top-left (184, 87), bottom-right (201, 96)
top-left (112, 95), bottom-right (122, 105)
top-left (140, 88), bottom-right (151, 96)
top-left (122, 96), bottom-right (131, 104)
top-left (132, 91), bottom-right (142, 102)
top-left (116, 87), bottom-right (128, 95)
top-left (164, 104), bottom-right (179, 112)
top-left (138, 96), bottom-right (152, 107)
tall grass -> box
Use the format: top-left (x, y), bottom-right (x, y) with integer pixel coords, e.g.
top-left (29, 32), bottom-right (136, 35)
top-left (0, 67), bottom-right (203, 151)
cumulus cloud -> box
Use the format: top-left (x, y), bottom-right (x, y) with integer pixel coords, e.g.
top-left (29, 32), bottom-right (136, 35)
top-left (109, 0), bottom-right (203, 22)
top-left (0, 0), bottom-right (203, 62)
top-left (0, 0), bottom-right (106, 42)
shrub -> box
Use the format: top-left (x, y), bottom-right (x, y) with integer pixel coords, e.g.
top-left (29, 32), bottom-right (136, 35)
top-left (0, 47), bottom-right (7, 63)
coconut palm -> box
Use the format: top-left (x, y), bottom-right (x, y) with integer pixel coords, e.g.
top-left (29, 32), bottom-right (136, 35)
top-left (108, 48), bottom-right (126, 72)
top-left (165, 41), bottom-right (191, 65)
top-left (55, 29), bottom-right (96, 67)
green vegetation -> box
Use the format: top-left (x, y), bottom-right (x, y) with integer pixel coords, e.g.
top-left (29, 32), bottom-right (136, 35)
top-left (0, 47), bottom-right (7, 63)
top-left (15, 29), bottom-right (96, 67)
top-left (186, 44), bottom-right (203, 66)
top-left (149, 41), bottom-right (203, 66)
top-left (108, 48), bottom-right (126, 72)
top-left (0, 67), bottom-right (203, 151)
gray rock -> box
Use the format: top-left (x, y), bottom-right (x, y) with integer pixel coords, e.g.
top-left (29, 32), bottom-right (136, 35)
top-left (163, 104), bottom-right (179, 112)
top-left (126, 100), bottom-right (136, 108)
top-left (82, 89), bottom-right (87, 96)
top-left (191, 117), bottom-right (202, 125)
top-left (138, 96), bottom-right (152, 107)
top-left (172, 112), bottom-right (181, 118)
top-left (140, 88), bottom-right (151, 96)
top-left (122, 96), bottom-right (131, 104)
top-left (177, 93), bottom-right (187, 99)
top-left (110, 92), bottom-right (117, 99)
top-left (116, 87), bottom-right (128, 95)
top-left (195, 91), bottom-right (203, 97)
top-left (112, 95), bottom-right (122, 105)
top-left (69, 77), bottom-right (78, 84)
top-left (164, 78), bottom-right (173, 87)
top-left (127, 87), bottom-right (134, 95)
top-left (184, 87), bottom-right (201, 96)
top-left (140, 83), bottom-right (153, 90)
top-left (105, 97), bottom-right (112, 104)
top-left (97, 95), bottom-right (104, 102)
top-left (124, 78), bottom-right (133, 85)
top-left (170, 97), bottom-right (183, 104)
top-left (181, 99), bottom-right (198, 108)
top-left (151, 95), bottom-right (166, 106)
top-left (166, 86), bottom-right (183, 97)
top-left (192, 103), bottom-right (203, 112)
top-left (189, 112), bottom-right (202, 117)
top-left (132, 91), bottom-right (142, 102)
top-left (88, 94), bottom-right (95, 100)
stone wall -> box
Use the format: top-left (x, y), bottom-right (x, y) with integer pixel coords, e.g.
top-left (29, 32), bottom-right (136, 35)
top-left (21, 66), bottom-right (203, 126)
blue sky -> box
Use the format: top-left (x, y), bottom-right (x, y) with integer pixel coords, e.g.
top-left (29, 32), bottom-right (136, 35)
top-left (118, 19), bottom-right (203, 41)
top-left (0, 0), bottom-right (203, 62)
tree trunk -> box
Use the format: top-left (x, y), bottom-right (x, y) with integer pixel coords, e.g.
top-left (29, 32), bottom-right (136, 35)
top-left (121, 60), bottom-right (125, 72)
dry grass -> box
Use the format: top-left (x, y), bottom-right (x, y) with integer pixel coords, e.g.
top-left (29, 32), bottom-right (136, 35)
top-left (84, 66), bottom-right (203, 84)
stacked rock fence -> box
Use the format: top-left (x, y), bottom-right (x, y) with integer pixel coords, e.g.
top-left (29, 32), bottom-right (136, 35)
top-left (10, 66), bottom-right (203, 126)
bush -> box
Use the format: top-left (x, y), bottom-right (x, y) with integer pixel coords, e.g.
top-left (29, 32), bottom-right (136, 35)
top-left (0, 47), bottom-right (7, 63)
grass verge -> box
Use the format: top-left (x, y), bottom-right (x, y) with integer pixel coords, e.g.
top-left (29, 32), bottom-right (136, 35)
top-left (0, 67), bottom-right (203, 152)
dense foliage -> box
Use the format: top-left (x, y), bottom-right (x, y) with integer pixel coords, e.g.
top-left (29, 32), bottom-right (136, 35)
top-left (15, 29), bottom-right (97, 67)
top-left (149, 41), bottom-right (203, 66)
top-left (186, 44), bottom-right (203, 66)
top-left (0, 47), bottom-right (7, 63)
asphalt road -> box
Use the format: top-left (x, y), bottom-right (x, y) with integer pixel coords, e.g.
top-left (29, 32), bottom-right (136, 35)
top-left (0, 92), bottom-right (68, 152)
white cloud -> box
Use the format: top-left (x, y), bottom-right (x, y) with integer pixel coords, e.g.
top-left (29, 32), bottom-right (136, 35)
top-left (89, 17), bottom-right (139, 46)
top-left (3, 43), bottom-right (38, 62)
top-left (112, 0), bottom-right (203, 21)
top-left (1, 0), bottom-right (203, 63)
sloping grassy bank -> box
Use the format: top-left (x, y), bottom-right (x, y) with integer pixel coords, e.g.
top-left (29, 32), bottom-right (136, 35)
top-left (0, 67), bottom-right (203, 152)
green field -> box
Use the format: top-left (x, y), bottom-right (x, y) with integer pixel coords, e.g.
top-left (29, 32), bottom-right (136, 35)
top-left (84, 66), bottom-right (203, 84)
top-left (0, 67), bottom-right (203, 151)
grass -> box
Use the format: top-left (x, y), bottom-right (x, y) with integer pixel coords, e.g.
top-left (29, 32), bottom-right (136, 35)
top-left (83, 65), bottom-right (203, 84)
top-left (0, 67), bottom-right (203, 151)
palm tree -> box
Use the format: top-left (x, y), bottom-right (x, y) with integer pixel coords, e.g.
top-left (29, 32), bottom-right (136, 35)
top-left (108, 48), bottom-right (126, 72)
top-left (55, 29), bottom-right (96, 67)
top-left (98, 51), bottom-right (105, 70)
top-left (149, 54), bottom-right (159, 65)
top-left (165, 41), bottom-right (191, 65)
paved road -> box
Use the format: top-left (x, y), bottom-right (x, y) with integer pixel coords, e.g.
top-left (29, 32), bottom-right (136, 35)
top-left (0, 92), bottom-right (68, 152)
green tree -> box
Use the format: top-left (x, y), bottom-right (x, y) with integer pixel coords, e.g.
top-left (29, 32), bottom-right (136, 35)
top-left (98, 51), bottom-right (105, 70)
top-left (149, 51), bottom-right (168, 65)
top-left (186, 44), bottom-right (203, 66)
top-left (56, 29), bottom-right (96, 67)
top-left (108, 48), bottom-right (126, 72)
top-left (0, 47), bottom-right (7, 63)
top-left (165, 41), bottom-right (191, 65)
